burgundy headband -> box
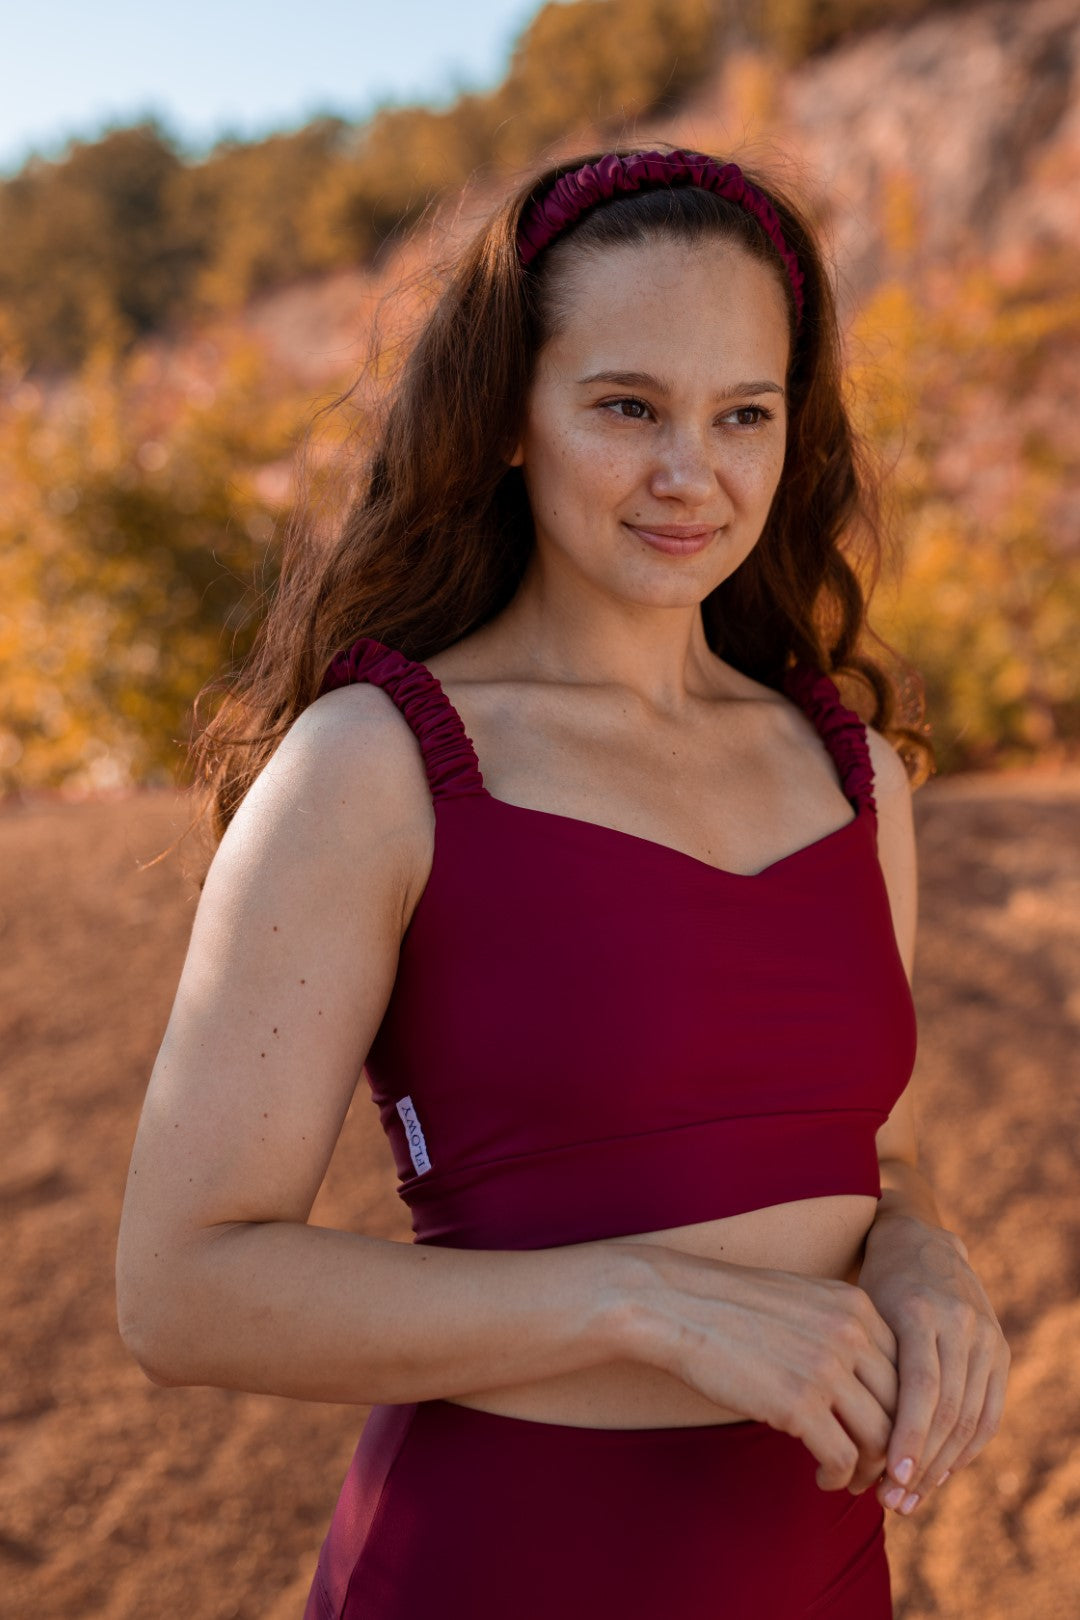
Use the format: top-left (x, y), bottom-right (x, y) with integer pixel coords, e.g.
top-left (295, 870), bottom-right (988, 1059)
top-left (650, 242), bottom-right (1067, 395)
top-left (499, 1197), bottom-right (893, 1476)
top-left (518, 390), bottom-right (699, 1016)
top-left (516, 147), bottom-right (804, 330)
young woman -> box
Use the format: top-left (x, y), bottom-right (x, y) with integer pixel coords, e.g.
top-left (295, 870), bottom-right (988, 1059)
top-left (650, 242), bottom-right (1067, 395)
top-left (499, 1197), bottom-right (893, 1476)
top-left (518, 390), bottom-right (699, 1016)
top-left (115, 145), bottom-right (1010, 1618)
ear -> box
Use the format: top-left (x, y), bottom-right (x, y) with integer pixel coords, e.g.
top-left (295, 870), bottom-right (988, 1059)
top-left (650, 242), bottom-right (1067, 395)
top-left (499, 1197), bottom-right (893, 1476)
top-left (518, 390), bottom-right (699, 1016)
top-left (508, 441), bottom-right (524, 467)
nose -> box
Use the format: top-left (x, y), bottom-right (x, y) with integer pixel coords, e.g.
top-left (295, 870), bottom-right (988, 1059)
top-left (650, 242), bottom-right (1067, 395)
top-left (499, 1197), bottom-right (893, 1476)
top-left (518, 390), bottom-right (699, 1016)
top-left (646, 430), bottom-right (723, 506)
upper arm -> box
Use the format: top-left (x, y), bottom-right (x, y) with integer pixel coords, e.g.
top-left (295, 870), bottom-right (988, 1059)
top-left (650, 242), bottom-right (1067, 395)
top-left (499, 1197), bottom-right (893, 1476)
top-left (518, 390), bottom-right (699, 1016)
top-left (116, 684), bottom-right (432, 1295)
top-left (865, 724), bottom-right (921, 1167)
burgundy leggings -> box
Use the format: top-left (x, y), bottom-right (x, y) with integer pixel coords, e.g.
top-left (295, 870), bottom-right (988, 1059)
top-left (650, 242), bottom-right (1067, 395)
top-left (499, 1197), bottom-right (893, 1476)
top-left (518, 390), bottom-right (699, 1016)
top-left (303, 1399), bottom-right (892, 1619)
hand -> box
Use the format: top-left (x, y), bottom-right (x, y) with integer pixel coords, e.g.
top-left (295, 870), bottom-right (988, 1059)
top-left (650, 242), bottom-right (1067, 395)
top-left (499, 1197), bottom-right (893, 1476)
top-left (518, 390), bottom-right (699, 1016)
top-left (853, 1215), bottom-right (1010, 1515)
top-left (626, 1246), bottom-right (901, 1493)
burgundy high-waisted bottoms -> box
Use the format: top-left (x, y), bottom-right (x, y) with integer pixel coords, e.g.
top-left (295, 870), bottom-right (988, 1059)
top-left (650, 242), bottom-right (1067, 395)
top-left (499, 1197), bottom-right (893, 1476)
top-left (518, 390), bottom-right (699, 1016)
top-left (302, 1398), bottom-right (892, 1619)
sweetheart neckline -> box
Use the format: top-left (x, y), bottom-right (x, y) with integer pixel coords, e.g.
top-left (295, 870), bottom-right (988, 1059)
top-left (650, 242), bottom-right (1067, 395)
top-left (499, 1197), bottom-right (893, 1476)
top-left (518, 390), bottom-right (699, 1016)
top-left (319, 635), bottom-right (877, 870)
top-left (473, 789), bottom-right (866, 881)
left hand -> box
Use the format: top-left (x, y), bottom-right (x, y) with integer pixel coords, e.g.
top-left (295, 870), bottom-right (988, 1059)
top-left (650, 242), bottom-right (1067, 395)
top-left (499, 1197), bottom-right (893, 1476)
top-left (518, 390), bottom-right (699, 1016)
top-left (850, 1214), bottom-right (1010, 1516)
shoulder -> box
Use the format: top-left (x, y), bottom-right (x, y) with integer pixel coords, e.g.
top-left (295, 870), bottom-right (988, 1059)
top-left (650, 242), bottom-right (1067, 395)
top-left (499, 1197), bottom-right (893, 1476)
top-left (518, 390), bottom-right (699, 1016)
top-left (223, 684), bottom-right (435, 913)
top-left (865, 723), bottom-right (918, 980)
top-left (298, 680), bottom-right (432, 791)
top-left (864, 722), bottom-right (912, 806)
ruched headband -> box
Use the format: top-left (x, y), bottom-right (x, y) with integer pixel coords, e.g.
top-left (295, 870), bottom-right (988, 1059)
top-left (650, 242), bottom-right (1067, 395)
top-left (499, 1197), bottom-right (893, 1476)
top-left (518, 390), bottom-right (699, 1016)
top-left (516, 147), bottom-right (804, 329)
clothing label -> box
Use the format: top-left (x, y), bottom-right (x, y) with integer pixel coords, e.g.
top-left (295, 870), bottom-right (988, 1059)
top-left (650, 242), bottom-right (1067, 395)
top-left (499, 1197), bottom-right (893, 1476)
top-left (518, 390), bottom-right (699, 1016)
top-left (395, 1095), bottom-right (432, 1175)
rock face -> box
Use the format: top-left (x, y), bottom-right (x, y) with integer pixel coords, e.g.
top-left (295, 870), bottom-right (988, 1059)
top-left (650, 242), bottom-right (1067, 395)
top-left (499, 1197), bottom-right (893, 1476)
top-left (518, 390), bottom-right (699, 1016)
top-left (237, 1), bottom-right (1080, 376)
top-left (776, 0), bottom-right (1080, 297)
top-left (65, 3), bottom-right (1079, 410)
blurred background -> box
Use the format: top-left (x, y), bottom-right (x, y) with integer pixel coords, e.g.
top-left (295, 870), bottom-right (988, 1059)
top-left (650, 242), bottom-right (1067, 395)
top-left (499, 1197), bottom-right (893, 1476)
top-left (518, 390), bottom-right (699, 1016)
top-left (1, 2), bottom-right (1077, 1616)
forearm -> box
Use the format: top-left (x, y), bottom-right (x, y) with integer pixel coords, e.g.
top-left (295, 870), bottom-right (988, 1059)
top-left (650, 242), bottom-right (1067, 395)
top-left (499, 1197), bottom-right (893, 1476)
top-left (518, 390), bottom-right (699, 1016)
top-left (118, 1220), bottom-right (649, 1405)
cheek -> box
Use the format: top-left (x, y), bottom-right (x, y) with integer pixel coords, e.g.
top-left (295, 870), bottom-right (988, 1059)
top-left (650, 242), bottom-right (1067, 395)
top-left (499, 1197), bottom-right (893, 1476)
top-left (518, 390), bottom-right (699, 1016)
top-left (552, 435), bottom-right (628, 509)
top-left (732, 441), bottom-right (786, 506)
top-left (521, 438), bottom-right (572, 512)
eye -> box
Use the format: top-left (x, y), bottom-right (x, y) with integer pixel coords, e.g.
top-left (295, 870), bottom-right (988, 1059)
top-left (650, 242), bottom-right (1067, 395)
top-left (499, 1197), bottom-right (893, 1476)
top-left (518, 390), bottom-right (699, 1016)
top-left (601, 396), bottom-right (653, 420)
top-left (723, 405), bottom-right (776, 427)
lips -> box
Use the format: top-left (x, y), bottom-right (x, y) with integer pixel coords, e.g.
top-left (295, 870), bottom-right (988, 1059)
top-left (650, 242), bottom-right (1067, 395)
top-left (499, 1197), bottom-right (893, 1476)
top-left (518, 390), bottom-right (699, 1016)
top-left (625, 523), bottom-right (715, 555)
top-left (629, 524), bottom-right (713, 538)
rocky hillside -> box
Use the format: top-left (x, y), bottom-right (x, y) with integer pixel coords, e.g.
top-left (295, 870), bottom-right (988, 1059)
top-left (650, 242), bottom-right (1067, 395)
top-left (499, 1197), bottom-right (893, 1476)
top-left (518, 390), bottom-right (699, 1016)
top-left (233, 0), bottom-right (1079, 375)
top-left (2, 0), bottom-right (1076, 802)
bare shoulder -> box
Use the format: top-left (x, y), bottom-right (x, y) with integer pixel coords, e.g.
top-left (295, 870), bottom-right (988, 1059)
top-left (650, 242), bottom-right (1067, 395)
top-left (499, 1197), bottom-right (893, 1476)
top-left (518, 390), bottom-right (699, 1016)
top-left (864, 723), bottom-right (918, 862)
top-left (274, 681), bottom-right (432, 819)
top-left (864, 722), bottom-right (912, 804)
top-left (239, 682), bottom-right (435, 902)
top-left (865, 724), bottom-right (918, 979)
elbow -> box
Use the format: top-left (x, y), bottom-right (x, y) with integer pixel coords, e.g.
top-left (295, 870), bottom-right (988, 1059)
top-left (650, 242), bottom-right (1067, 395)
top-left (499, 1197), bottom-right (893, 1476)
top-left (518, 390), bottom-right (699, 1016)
top-left (131, 1350), bottom-right (183, 1389)
top-left (116, 1217), bottom-right (253, 1388)
top-left (115, 1206), bottom-right (221, 1386)
top-left (116, 1297), bottom-right (186, 1387)
top-left (115, 1267), bottom-right (197, 1388)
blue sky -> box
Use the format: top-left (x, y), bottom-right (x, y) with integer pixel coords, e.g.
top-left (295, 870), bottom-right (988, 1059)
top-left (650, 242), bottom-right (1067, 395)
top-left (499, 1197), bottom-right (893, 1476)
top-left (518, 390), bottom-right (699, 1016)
top-left (2, 0), bottom-right (545, 174)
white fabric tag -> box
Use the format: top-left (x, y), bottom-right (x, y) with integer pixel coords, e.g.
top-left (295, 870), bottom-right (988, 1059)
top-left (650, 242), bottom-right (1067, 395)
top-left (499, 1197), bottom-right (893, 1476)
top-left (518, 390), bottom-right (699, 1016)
top-left (395, 1094), bottom-right (432, 1175)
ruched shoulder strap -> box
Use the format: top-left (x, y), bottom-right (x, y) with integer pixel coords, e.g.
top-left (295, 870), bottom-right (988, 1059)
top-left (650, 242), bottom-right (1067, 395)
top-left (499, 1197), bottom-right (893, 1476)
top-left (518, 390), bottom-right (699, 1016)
top-left (318, 636), bottom-right (486, 803)
top-left (780, 659), bottom-right (877, 821)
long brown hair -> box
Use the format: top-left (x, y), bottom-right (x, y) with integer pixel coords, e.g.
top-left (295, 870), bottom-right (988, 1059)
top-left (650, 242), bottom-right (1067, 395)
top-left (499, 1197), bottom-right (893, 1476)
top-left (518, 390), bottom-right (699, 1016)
top-left (177, 139), bottom-right (935, 869)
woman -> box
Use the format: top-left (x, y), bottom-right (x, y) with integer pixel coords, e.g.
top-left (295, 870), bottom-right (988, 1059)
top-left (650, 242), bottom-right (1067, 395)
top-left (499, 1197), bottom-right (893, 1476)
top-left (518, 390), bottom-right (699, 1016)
top-left (115, 145), bottom-right (1010, 1618)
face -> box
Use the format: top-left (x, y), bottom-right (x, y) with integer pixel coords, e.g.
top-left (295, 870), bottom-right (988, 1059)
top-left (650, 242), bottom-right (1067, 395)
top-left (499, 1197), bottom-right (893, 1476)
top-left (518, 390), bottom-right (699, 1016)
top-left (509, 237), bottom-right (791, 609)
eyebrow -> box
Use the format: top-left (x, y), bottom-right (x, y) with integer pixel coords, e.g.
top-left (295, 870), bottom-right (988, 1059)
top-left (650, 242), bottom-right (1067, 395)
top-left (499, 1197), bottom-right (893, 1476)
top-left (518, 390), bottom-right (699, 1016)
top-left (577, 369), bottom-right (786, 400)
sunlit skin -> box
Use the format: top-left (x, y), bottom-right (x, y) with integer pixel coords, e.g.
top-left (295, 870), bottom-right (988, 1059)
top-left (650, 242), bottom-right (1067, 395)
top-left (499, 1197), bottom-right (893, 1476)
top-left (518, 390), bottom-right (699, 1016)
top-left (502, 235), bottom-right (792, 704)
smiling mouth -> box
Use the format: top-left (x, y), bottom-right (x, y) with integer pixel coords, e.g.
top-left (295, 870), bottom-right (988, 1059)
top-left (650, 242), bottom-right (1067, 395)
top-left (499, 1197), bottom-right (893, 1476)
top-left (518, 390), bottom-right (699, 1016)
top-left (625, 523), bottom-right (716, 553)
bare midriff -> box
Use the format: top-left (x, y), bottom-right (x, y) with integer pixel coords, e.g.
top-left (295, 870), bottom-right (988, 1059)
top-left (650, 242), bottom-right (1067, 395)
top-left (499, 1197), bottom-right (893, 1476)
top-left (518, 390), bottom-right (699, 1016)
top-left (443, 1194), bottom-right (878, 1428)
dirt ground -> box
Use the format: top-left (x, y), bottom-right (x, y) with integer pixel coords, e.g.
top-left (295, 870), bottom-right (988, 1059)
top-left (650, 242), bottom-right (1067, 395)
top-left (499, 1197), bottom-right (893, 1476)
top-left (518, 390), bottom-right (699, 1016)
top-left (1, 768), bottom-right (1077, 1619)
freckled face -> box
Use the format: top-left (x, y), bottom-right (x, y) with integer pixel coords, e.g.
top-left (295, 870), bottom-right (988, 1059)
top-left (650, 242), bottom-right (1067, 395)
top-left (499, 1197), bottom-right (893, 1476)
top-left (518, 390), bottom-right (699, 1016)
top-left (509, 238), bottom-right (792, 606)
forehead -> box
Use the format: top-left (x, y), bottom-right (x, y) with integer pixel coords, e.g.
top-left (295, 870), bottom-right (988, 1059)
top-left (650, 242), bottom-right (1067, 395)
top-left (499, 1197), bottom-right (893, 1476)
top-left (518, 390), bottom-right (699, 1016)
top-left (543, 237), bottom-right (791, 377)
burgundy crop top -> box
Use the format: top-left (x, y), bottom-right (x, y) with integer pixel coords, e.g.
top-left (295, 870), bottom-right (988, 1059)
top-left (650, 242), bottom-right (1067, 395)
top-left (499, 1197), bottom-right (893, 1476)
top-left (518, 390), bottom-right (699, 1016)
top-left (318, 636), bottom-right (918, 1252)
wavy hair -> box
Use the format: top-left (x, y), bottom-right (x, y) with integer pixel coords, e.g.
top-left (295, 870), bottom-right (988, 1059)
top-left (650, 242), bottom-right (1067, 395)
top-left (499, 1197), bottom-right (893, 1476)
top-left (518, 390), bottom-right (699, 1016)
top-left (175, 139), bottom-right (935, 869)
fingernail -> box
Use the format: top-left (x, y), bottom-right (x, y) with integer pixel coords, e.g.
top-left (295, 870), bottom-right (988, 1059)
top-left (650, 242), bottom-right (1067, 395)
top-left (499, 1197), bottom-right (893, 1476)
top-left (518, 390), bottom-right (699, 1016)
top-left (894, 1456), bottom-right (915, 1486)
top-left (900, 1492), bottom-right (920, 1514)
top-left (936, 1470), bottom-right (951, 1486)
top-left (883, 1485), bottom-right (905, 1509)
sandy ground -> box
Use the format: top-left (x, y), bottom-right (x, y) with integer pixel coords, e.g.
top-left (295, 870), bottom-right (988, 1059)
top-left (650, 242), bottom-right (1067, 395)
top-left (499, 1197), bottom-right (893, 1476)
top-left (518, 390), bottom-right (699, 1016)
top-left (1, 769), bottom-right (1077, 1619)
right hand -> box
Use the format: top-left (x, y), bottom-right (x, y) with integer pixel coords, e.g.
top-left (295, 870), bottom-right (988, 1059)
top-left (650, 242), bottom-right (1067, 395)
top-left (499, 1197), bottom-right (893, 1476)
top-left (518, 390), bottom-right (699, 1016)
top-left (621, 1244), bottom-right (900, 1494)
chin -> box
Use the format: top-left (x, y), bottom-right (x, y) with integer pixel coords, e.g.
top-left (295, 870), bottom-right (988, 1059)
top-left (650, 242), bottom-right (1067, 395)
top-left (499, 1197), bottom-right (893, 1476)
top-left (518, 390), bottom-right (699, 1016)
top-left (610, 572), bottom-right (716, 610)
